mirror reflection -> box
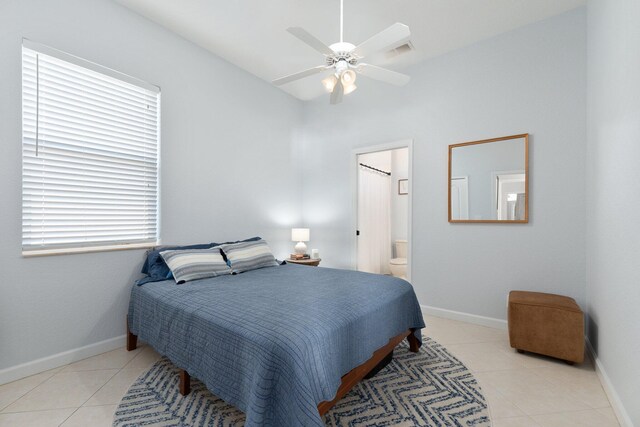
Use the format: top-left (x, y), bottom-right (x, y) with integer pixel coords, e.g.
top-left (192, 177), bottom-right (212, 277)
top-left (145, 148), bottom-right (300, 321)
top-left (449, 134), bottom-right (528, 223)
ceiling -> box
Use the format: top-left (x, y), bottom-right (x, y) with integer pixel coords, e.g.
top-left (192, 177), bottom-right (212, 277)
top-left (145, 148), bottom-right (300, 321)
top-left (115, 0), bottom-right (586, 101)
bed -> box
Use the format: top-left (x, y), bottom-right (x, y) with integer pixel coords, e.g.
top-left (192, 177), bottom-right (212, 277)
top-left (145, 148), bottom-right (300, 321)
top-left (127, 262), bottom-right (425, 426)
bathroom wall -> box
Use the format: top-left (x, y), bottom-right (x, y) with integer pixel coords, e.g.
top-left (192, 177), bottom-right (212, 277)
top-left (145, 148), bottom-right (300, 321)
top-left (358, 151), bottom-right (392, 173)
top-left (391, 148), bottom-right (409, 254)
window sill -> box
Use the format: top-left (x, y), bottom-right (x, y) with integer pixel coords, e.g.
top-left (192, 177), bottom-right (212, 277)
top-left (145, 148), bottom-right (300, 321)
top-left (22, 242), bottom-right (158, 258)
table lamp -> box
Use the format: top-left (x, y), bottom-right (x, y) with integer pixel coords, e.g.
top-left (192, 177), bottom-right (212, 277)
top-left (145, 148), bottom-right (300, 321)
top-left (291, 228), bottom-right (310, 255)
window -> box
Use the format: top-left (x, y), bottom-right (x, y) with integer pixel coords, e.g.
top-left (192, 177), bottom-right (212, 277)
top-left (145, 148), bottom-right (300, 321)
top-left (22, 41), bottom-right (160, 255)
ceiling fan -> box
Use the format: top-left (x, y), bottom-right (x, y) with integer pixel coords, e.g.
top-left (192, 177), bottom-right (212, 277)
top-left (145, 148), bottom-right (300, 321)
top-left (272, 0), bottom-right (411, 104)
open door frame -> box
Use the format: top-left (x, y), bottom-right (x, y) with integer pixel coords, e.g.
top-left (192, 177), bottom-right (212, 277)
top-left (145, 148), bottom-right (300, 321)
top-left (351, 139), bottom-right (414, 281)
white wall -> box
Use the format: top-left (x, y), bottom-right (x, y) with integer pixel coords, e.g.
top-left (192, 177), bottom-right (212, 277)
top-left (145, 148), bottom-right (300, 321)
top-left (301, 8), bottom-right (587, 321)
top-left (0, 0), bottom-right (302, 375)
top-left (358, 151), bottom-right (391, 172)
top-left (391, 148), bottom-right (409, 249)
top-left (586, 0), bottom-right (640, 424)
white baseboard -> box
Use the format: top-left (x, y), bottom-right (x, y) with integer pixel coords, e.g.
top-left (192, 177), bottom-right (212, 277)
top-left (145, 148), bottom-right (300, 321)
top-left (421, 304), bottom-right (508, 330)
top-left (0, 334), bottom-right (126, 386)
top-left (585, 339), bottom-right (633, 427)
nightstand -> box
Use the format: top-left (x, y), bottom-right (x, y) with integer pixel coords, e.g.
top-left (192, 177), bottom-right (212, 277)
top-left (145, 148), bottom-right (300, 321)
top-left (287, 258), bottom-right (321, 267)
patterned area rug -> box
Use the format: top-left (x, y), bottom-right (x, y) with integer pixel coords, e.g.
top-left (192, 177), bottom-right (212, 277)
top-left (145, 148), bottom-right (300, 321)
top-left (113, 338), bottom-right (490, 426)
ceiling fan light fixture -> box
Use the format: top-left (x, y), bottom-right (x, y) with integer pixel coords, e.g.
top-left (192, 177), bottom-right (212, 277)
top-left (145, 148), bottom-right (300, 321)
top-left (341, 69), bottom-right (356, 86)
top-left (343, 83), bottom-right (357, 95)
top-left (322, 74), bottom-right (338, 92)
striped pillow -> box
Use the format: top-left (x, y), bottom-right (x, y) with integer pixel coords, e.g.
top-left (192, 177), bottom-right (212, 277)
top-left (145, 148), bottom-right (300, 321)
top-left (220, 239), bottom-right (279, 274)
top-left (160, 247), bottom-right (231, 284)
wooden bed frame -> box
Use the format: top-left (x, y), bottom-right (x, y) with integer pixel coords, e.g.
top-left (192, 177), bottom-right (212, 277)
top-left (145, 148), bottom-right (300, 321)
top-left (126, 317), bottom-right (419, 416)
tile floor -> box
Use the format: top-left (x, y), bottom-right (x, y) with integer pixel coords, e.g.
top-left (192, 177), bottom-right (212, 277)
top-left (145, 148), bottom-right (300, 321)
top-left (0, 315), bottom-right (618, 426)
top-left (426, 316), bottom-right (618, 427)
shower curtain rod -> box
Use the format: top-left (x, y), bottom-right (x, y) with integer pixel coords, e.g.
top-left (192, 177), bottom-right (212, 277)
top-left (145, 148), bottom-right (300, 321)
top-left (359, 162), bottom-right (391, 176)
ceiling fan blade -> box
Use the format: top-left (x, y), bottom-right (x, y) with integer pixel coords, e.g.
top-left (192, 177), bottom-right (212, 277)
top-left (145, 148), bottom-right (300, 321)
top-left (287, 27), bottom-right (334, 56)
top-left (272, 65), bottom-right (330, 86)
top-left (351, 23), bottom-right (410, 59)
top-left (357, 64), bottom-right (410, 86)
top-left (330, 80), bottom-right (344, 105)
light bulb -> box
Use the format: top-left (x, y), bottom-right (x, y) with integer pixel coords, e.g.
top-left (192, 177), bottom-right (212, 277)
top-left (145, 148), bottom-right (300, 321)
top-left (343, 83), bottom-right (357, 95)
top-left (322, 75), bottom-right (338, 92)
top-left (341, 69), bottom-right (357, 86)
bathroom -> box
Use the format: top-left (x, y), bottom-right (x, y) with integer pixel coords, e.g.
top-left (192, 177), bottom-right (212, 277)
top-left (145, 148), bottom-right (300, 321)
top-left (356, 147), bottom-right (409, 279)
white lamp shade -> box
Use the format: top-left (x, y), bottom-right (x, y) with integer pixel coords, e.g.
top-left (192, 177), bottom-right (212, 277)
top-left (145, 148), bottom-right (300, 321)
top-left (291, 228), bottom-right (310, 242)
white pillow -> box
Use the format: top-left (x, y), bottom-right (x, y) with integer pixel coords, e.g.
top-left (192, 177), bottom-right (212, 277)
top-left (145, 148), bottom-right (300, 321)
top-left (219, 239), bottom-right (278, 274)
top-left (160, 247), bottom-right (231, 284)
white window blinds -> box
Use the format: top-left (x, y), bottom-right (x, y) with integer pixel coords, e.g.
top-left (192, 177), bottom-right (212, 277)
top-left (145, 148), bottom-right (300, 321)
top-left (22, 41), bottom-right (160, 255)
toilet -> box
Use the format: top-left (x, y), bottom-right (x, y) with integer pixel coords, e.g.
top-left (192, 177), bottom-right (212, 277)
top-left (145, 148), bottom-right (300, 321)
top-left (389, 240), bottom-right (407, 279)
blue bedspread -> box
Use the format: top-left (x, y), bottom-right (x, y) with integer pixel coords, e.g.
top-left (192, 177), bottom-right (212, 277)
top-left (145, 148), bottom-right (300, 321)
top-left (128, 263), bottom-right (425, 426)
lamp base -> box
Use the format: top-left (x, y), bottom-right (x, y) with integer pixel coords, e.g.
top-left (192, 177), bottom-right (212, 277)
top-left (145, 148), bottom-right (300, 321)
top-left (294, 241), bottom-right (307, 255)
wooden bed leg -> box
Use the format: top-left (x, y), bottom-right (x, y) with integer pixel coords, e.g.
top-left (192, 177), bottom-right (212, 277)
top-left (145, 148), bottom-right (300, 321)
top-left (407, 330), bottom-right (420, 353)
top-left (126, 315), bottom-right (137, 351)
top-left (179, 370), bottom-right (191, 396)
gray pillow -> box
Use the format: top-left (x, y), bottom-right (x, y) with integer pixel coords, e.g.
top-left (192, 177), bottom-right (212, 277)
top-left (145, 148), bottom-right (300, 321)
top-left (160, 247), bottom-right (231, 284)
top-left (219, 239), bottom-right (279, 274)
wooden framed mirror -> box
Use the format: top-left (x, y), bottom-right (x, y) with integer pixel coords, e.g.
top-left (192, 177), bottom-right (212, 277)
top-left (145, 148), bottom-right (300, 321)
top-left (448, 134), bottom-right (529, 223)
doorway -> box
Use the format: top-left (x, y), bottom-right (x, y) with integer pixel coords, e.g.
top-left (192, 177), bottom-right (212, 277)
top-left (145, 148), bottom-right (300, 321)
top-left (492, 171), bottom-right (526, 220)
top-left (352, 140), bottom-right (412, 280)
top-left (450, 176), bottom-right (469, 220)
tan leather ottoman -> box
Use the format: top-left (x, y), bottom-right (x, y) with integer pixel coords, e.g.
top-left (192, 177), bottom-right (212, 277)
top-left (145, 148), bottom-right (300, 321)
top-left (508, 291), bottom-right (584, 364)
